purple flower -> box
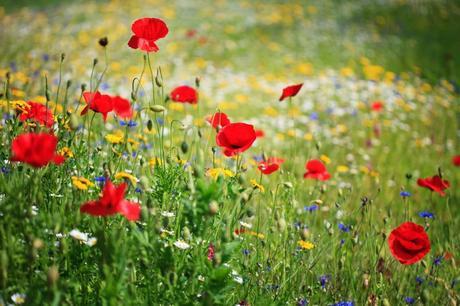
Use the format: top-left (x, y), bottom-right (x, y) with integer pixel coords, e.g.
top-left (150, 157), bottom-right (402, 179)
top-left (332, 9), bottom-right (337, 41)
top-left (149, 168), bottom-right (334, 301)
top-left (338, 223), bottom-right (350, 233)
top-left (418, 211), bottom-right (434, 219)
top-left (400, 191), bottom-right (411, 197)
top-left (304, 204), bottom-right (319, 212)
top-left (404, 297), bottom-right (415, 304)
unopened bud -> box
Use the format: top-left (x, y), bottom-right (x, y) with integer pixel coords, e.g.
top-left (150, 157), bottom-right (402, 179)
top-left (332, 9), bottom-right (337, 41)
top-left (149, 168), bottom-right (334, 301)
top-left (150, 105), bottom-right (166, 113)
top-left (209, 201), bottom-right (218, 215)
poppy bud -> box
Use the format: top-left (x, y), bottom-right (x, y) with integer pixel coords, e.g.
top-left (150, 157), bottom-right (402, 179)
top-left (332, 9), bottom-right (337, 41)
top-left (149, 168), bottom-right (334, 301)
top-left (405, 173), bottom-right (412, 180)
top-left (211, 147), bottom-right (217, 154)
top-left (80, 83), bottom-right (86, 92)
top-left (198, 129), bottom-right (202, 138)
top-left (32, 238), bottom-right (44, 250)
top-left (98, 37), bottom-right (108, 47)
top-left (182, 227), bottom-right (191, 240)
top-left (47, 265), bottom-right (59, 286)
top-left (195, 76), bottom-right (200, 88)
top-left (93, 58), bottom-right (98, 66)
top-left (147, 119), bottom-right (153, 131)
top-left (300, 228), bottom-right (309, 240)
top-left (155, 74), bottom-right (163, 87)
top-left (277, 218), bottom-right (286, 231)
top-left (150, 105), bottom-right (166, 113)
top-left (66, 80), bottom-right (72, 89)
top-left (181, 141), bottom-right (188, 154)
top-left (208, 201), bottom-right (218, 215)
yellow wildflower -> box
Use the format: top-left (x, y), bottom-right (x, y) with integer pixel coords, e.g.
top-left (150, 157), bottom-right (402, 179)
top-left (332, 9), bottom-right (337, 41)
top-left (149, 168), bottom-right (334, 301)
top-left (105, 132), bottom-right (124, 144)
top-left (58, 147), bottom-right (74, 158)
top-left (250, 179), bottom-right (265, 193)
top-left (320, 155), bottom-right (331, 164)
top-left (206, 168), bottom-right (235, 180)
top-left (72, 176), bottom-right (94, 190)
top-left (114, 172), bottom-right (138, 185)
top-left (298, 240), bottom-right (315, 250)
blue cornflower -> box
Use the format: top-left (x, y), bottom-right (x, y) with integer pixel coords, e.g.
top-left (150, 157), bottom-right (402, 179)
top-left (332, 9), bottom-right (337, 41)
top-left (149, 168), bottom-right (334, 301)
top-left (319, 274), bottom-right (330, 289)
top-left (400, 191), bottom-right (412, 197)
top-left (418, 211), bottom-right (434, 219)
top-left (297, 298), bottom-right (308, 306)
top-left (340, 239), bottom-right (345, 246)
top-left (120, 120), bottom-right (137, 127)
top-left (100, 82), bottom-right (110, 90)
top-left (433, 255), bottom-right (443, 266)
top-left (338, 223), bottom-right (351, 233)
top-left (404, 297), bottom-right (415, 304)
top-left (242, 249), bottom-right (250, 256)
top-left (304, 204), bottom-right (319, 212)
top-left (94, 176), bottom-right (106, 183)
top-left (1, 166), bottom-right (10, 174)
top-left (135, 187), bottom-right (142, 193)
top-left (331, 302), bottom-right (354, 306)
top-left (156, 117), bottom-right (164, 126)
top-left (253, 155), bottom-right (264, 162)
top-left (310, 112), bottom-right (319, 120)
top-left (416, 276), bottom-right (424, 285)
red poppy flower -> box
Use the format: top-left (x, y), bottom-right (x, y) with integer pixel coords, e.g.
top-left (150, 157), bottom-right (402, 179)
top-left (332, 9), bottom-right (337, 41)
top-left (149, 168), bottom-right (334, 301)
top-left (207, 112), bottom-right (230, 129)
top-left (11, 133), bottom-right (64, 168)
top-left (19, 101), bottom-right (54, 128)
top-left (128, 17), bottom-right (169, 52)
top-left (371, 101), bottom-right (384, 112)
top-left (257, 161), bottom-right (279, 175)
top-left (112, 96), bottom-right (133, 119)
top-left (388, 221), bottom-right (430, 265)
top-left (216, 122), bottom-right (256, 157)
top-left (170, 85), bottom-right (198, 104)
top-left (80, 180), bottom-right (141, 221)
top-left (417, 175), bottom-right (450, 196)
top-left (452, 155), bottom-right (460, 167)
top-left (279, 83), bottom-right (303, 101)
top-left (255, 129), bottom-right (265, 138)
top-left (81, 91), bottom-right (113, 122)
top-left (303, 159), bottom-right (331, 181)
top-left (267, 157), bottom-right (285, 165)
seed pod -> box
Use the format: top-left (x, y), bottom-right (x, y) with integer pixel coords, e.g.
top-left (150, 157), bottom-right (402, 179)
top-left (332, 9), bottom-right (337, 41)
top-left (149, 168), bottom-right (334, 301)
top-left (181, 141), bottom-right (188, 154)
top-left (98, 37), bottom-right (108, 47)
top-left (208, 201), bottom-right (218, 215)
top-left (150, 105), bottom-right (166, 113)
top-left (47, 265), bottom-right (59, 286)
top-left (147, 119), bottom-right (153, 131)
top-left (195, 76), bottom-right (201, 88)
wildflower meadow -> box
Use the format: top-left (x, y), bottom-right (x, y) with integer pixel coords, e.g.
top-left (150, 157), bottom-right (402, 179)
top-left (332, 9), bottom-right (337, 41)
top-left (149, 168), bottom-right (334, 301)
top-left (0, 1), bottom-right (459, 305)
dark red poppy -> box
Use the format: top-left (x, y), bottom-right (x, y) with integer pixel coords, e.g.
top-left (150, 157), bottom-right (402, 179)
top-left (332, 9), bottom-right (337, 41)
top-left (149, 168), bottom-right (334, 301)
top-left (19, 101), bottom-right (54, 128)
top-left (170, 85), bottom-right (198, 104)
top-left (128, 17), bottom-right (169, 52)
top-left (279, 83), bottom-right (303, 101)
top-left (11, 133), bottom-right (64, 168)
top-left (388, 221), bottom-right (430, 265)
top-left (216, 122), bottom-right (256, 157)
top-left (81, 91), bottom-right (113, 122)
top-left (80, 180), bottom-right (140, 221)
top-left (417, 175), bottom-right (450, 196)
top-left (207, 112), bottom-right (230, 129)
top-left (112, 96), bottom-right (133, 119)
top-left (371, 101), bottom-right (384, 112)
top-left (303, 159), bottom-right (330, 181)
top-left (257, 161), bottom-right (279, 175)
top-left (452, 155), bottom-right (460, 167)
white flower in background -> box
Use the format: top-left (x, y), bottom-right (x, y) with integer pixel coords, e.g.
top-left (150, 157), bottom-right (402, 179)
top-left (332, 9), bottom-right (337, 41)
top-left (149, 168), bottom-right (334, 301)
top-left (231, 270), bottom-right (243, 284)
top-left (173, 240), bottom-right (190, 250)
top-left (11, 293), bottom-right (26, 304)
top-left (69, 229), bottom-right (97, 247)
top-left (161, 211), bottom-right (175, 218)
top-left (239, 221), bottom-right (252, 229)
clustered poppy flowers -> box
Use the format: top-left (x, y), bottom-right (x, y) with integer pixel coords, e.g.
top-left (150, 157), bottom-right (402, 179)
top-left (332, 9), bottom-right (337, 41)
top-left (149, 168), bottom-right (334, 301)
top-left (19, 101), bottom-right (54, 128)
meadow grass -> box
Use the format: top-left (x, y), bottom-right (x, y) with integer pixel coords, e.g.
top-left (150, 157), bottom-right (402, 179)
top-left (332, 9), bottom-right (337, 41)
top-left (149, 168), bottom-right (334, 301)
top-left (0, 0), bottom-right (459, 305)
